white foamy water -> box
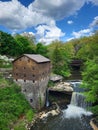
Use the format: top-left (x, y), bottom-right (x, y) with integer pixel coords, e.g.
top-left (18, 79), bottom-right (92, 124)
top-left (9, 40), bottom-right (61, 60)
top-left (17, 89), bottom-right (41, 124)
top-left (63, 105), bottom-right (92, 118)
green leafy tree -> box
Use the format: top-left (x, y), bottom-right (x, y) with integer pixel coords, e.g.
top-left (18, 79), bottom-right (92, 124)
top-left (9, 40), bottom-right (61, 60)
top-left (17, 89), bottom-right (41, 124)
top-left (0, 31), bottom-right (19, 56)
top-left (52, 44), bottom-right (70, 77)
top-left (14, 34), bottom-right (36, 55)
top-left (81, 58), bottom-right (98, 115)
top-left (36, 43), bottom-right (48, 57)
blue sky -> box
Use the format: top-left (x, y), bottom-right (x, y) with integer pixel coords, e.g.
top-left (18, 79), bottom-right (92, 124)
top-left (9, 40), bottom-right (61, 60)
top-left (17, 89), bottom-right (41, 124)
top-left (0, 0), bottom-right (98, 44)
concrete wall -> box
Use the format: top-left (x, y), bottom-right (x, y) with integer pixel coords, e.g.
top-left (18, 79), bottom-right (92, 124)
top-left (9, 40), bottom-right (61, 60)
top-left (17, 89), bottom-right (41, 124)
top-left (14, 77), bottom-right (49, 110)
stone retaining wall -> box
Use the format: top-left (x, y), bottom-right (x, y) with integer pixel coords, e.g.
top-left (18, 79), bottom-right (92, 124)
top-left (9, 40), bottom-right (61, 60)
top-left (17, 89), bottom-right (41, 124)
top-left (14, 77), bottom-right (49, 110)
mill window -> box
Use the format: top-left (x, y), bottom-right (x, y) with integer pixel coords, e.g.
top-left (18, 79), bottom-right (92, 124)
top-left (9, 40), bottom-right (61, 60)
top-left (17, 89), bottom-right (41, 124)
top-left (24, 74), bottom-right (26, 77)
top-left (33, 80), bottom-right (35, 83)
top-left (32, 67), bottom-right (35, 70)
top-left (16, 73), bottom-right (18, 76)
top-left (24, 89), bottom-right (26, 92)
top-left (24, 80), bottom-right (26, 82)
top-left (30, 99), bottom-right (33, 103)
top-left (32, 74), bottom-right (35, 77)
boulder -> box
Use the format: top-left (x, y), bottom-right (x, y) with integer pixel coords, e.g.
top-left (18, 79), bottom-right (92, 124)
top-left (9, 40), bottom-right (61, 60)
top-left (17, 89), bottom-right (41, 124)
top-left (90, 119), bottom-right (98, 130)
top-left (39, 102), bottom-right (61, 120)
top-left (49, 82), bottom-right (73, 93)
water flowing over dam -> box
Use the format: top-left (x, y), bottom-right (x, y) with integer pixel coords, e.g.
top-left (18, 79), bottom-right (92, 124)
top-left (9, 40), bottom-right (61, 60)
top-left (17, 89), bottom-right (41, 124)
top-left (31, 81), bottom-right (93, 130)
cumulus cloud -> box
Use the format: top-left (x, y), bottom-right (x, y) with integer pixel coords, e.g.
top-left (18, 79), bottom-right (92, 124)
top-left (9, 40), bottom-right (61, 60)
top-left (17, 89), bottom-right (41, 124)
top-left (67, 20), bottom-right (73, 24)
top-left (90, 16), bottom-right (98, 28)
top-left (72, 29), bottom-right (92, 38)
top-left (0, 0), bottom-right (52, 31)
top-left (35, 23), bottom-right (65, 44)
top-left (0, 0), bottom-right (87, 32)
top-left (29, 0), bottom-right (85, 20)
top-left (0, 0), bottom-right (98, 43)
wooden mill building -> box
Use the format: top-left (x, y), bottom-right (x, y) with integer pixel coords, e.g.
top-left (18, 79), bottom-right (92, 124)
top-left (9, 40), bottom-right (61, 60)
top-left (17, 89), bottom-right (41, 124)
top-left (12, 54), bottom-right (51, 109)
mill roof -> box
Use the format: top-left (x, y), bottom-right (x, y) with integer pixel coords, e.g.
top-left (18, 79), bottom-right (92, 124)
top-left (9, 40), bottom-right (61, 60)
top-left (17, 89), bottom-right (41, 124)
top-left (13, 54), bottom-right (50, 63)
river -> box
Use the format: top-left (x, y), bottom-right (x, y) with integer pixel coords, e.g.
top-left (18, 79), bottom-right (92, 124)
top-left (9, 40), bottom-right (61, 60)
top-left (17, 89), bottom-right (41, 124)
top-left (31, 81), bottom-right (93, 130)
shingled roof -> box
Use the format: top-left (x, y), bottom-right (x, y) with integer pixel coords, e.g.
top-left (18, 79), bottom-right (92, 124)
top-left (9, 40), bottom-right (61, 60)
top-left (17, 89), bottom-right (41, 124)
top-left (13, 54), bottom-right (50, 63)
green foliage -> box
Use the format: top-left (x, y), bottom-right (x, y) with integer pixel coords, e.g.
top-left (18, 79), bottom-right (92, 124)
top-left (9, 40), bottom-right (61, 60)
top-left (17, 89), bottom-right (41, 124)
top-left (81, 58), bottom-right (98, 115)
top-left (52, 43), bottom-right (71, 77)
top-left (0, 58), bottom-right (12, 68)
top-left (91, 105), bottom-right (98, 115)
top-left (0, 31), bottom-right (36, 57)
top-left (36, 43), bottom-right (48, 57)
top-left (0, 78), bottom-right (35, 130)
top-left (0, 76), bottom-right (9, 88)
top-left (48, 80), bottom-right (55, 88)
top-left (0, 31), bottom-right (18, 56)
top-left (14, 120), bottom-right (26, 130)
top-left (26, 109), bottom-right (35, 122)
top-left (14, 34), bottom-right (36, 55)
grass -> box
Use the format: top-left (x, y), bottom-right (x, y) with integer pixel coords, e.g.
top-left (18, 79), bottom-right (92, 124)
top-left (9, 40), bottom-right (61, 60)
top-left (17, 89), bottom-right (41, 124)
top-left (0, 76), bottom-right (36, 130)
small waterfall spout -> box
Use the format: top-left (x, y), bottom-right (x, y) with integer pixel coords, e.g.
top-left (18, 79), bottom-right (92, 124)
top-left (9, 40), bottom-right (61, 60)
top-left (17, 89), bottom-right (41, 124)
top-left (46, 89), bottom-right (49, 107)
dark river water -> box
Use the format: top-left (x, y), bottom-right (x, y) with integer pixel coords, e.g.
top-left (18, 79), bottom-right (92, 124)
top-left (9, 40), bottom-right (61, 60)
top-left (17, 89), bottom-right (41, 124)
top-left (31, 81), bottom-right (93, 130)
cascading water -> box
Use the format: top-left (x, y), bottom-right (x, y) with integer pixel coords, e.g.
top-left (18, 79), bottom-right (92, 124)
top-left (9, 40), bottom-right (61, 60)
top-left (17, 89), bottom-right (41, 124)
top-left (71, 92), bottom-right (91, 109)
top-left (31, 81), bottom-right (93, 130)
top-left (45, 89), bottom-right (49, 107)
top-left (63, 81), bottom-right (92, 118)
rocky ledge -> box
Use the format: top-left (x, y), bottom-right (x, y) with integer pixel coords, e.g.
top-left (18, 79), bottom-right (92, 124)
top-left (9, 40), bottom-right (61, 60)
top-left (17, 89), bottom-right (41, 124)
top-left (38, 102), bottom-right (61, 120)
top-left (90, 118), bottom-right (98, 130)
top-left (29, 102), bottom-right (62, 130)
top-left (49, 82), bottom-right (73, 94)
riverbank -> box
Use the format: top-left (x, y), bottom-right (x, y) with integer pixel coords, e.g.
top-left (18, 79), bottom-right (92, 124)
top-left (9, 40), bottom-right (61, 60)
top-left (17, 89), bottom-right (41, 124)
top-left (29, 102), bottom-right (62, 130)
top-left (90, 118), bottom-right (98, 130)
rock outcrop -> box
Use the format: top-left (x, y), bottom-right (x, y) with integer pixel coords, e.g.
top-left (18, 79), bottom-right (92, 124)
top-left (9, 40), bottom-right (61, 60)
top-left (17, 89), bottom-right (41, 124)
top-left (90, 119), bottom-right (98, 130)
top-left (49, 82), bottom-right (73, 94)
top-left (39, 102), bottom-right (61, 120)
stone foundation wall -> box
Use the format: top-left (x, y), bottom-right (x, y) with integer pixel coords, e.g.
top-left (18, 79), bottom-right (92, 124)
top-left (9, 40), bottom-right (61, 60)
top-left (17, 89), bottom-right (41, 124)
top-left (14, 77), bottom-right (49, 110)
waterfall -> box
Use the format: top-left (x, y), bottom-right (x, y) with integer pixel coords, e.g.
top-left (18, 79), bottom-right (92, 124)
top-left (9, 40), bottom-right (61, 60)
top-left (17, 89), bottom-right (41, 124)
top-left (71, 92), bottom-right (91, 109)
top-left (46, 89), bottom-right (49, 107)
top-left (63, 81), bottom-right (92, 118)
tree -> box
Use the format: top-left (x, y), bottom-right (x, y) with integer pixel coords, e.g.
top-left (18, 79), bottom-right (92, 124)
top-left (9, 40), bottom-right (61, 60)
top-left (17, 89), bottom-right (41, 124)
top-left (14, 34), bottom-right (36, 56)
top-left (0, 31), bottom-right (18, 56)
top-left (36, 43), bottom-right (48, 57)
top-left (81, 58), bottom-right (98, 115)
top-left (52, 44), bottom-right (70, 77)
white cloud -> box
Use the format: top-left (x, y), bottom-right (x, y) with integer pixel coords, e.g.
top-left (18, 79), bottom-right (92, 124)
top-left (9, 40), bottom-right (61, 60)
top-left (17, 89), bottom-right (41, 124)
top-left (89, 0), bottom-right (98, 5)
top-left (67, 20), bottom-right (73, 24)
top-left (90, 16), bottom-right (98, 28)
top-left (66, 37), bottom-right (74, 41)
top-left (0, 0), bottom-right (52, 31)
top-left (72, 29), bottom-right (92, 38)
top-left (0, 0), bottom-right (98, 43)
top-left (29, 0), bottom-right (86, 20)
top-left (35, 23), bottom-right (65, 44)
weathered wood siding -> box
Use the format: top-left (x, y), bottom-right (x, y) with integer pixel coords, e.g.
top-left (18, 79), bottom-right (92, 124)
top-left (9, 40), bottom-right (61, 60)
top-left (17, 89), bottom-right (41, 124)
top-left (13, 55), bottom-right (50, 81)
